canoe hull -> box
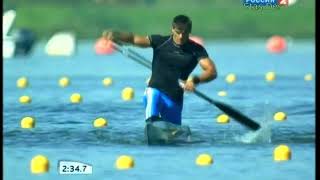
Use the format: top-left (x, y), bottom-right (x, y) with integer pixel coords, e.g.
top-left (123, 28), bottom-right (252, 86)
top-left (144, 120), bottom-right (191, 145)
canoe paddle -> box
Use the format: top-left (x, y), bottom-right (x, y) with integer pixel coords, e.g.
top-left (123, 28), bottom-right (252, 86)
top-left (111, 41), bottom-right (261, 131)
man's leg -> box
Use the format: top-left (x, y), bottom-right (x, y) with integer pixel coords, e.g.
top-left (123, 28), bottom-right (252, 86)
top-left (160, 92), bottom-right (183, 125)
top-left (143, 88), bottom-right (168, 144)
top-left (143, 88), bottom-right (162, 122)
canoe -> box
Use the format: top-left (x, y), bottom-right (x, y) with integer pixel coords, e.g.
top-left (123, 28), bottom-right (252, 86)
top-left (144, 120), bottom-right (191, 145)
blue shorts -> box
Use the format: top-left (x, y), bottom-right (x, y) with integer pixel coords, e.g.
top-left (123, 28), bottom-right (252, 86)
top-left (143, 87), bottom-right (183, 125)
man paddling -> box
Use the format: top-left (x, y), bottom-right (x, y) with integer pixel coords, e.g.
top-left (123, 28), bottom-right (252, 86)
top-left (103, 15), bottom-right (217, 138)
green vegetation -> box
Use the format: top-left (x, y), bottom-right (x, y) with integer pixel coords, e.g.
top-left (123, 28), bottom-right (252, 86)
top-left (4, 0), bottom-right (315, 40)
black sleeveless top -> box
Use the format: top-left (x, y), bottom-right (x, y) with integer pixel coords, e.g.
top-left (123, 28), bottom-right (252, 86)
top-left (148, 35), bottom-right (209, 103)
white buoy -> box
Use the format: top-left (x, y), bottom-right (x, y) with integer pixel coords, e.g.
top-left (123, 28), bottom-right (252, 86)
top-left (45, 32), bottom-right (76, 56)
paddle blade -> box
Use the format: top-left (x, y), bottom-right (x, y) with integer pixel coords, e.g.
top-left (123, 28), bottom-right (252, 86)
top-left (213, 101), bottom-right (260, 130)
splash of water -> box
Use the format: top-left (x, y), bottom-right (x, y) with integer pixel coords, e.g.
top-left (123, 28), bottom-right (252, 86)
top-left (235, 100), bottom-right (274, 144)
top-left (235, 121), bottom-right (272, 144)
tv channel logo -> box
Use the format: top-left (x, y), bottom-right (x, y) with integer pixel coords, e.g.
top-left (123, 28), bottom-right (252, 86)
top-left (243, 0), bottom-right (288, 6)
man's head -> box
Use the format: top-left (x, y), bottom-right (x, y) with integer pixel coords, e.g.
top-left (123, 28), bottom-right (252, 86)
top-left (171, 15), bottom-right (192, 45)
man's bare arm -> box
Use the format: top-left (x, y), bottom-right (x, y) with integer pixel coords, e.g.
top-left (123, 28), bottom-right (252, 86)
top-left (102, 30), bottom-right (150, 48)
top-left (183, 57), bottom-right (217, 91)
top-left (194, 57), bottom-right (217, 83)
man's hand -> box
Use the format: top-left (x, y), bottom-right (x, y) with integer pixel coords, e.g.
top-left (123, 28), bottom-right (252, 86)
top-left (182, 76), bottom-right (199, 92)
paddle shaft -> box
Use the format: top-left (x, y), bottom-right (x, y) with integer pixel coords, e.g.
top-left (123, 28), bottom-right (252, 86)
top-left (111, 42), bottom-right (261, 130)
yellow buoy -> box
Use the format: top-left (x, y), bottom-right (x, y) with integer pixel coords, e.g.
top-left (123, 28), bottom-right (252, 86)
top-left (216, 114), bottom-right (230, 124)
top-left (19, 95), bottom-right (32, 104)
top-left (115, 155), bottom-right (134, 170)
top-left (273, 144), bottom-right (291, 161)
top-left (102, 77), bottom-right (113, 87)
top-left (70, 93), bottom-right (82, 104)
top-left (273, 112), bottom-right (287, 121)
top-left (17, 77), bottom-right (29, 88)
top-left (225, 73), bottom-right (237, 84)
top-left (59, 77), bottom-right (70, 87)
top-left (217, 91), bottom-right (227, 97)
top-left (304, 73), bottom-right (313, 81)
top-left (30, 155), bottom-right (50, 174)
top-left (196, 153), bottom-right (213, 166)
top-left (265, 71), bottom-right (276, 82)
top-left (21, 117), bottom-right (35, 129)
top-left (121, 87), bottom-right (134, 101)
top-left (93, 118), bottom-right (108, 128)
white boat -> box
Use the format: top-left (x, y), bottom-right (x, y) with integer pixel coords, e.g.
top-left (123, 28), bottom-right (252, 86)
top-left (45, 32), bottom-right (76, 56)
top-left (3, 37), bottom-right (16, 59)
top-left (3, 9), bottom-right (36, 59)
top-left (3, 10), bottom-right (16, 59)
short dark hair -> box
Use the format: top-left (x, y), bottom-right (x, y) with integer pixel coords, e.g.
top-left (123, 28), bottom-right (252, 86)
top-left (172, 15), bottom-right (192, 32)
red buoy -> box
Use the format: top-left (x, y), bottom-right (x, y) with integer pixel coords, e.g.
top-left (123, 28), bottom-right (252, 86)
top-left (189, 35), bottom-right (204, 46)
top-left (266, 35), bottom-right (287, 54)
top-left (95, 38), bottom-right (114, 55)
